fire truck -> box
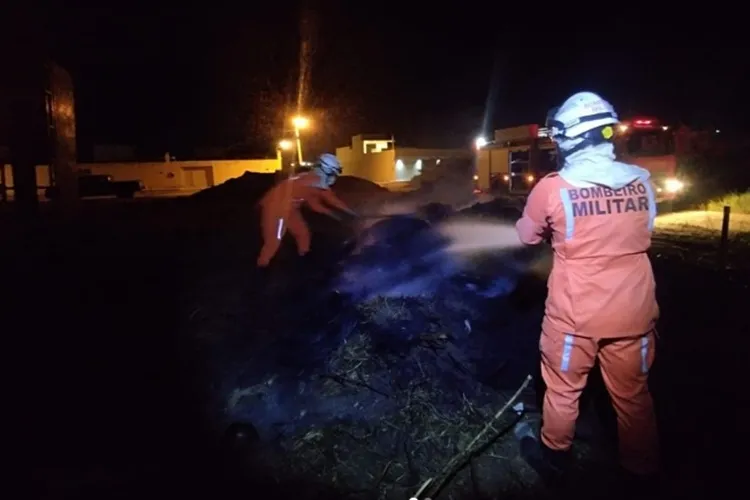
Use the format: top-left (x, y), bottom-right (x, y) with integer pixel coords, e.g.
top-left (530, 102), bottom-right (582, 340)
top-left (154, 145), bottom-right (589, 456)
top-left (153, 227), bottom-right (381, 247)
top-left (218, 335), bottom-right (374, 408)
top-left (474, 118), bottom-right (687, 201)
top-left (614, 117), bottom-right (685, 199)
top-left (473, 124), bottom-right (557, 196)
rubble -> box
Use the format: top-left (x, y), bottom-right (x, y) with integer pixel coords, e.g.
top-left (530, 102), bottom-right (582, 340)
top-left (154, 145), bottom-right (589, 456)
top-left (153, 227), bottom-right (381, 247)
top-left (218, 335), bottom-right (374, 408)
top-left (181, 174), bottom-right (566, 498)
top-left (190, 171), bottom-right (277, 205)
top-left (217, 289), bottom-right (545, 498)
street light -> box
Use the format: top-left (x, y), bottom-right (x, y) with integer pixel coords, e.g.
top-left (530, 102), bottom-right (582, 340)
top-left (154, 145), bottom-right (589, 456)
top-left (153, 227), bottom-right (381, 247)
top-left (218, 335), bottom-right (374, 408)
top-left (291, 115), bottom-right (309, 165)
top-left (474, 136), bottom-right (488, 150)
top-left (292, 116), bottom-right (309, 130)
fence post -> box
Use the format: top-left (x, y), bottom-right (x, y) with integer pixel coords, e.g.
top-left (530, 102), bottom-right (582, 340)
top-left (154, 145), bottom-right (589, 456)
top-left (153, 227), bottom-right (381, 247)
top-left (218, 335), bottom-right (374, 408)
top-left (718, 205), bottom-right (731, 269)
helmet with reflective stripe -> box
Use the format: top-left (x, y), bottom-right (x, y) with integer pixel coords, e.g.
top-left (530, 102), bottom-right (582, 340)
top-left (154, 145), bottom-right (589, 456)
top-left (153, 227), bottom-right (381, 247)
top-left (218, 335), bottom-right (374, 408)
top-left (313, 153), bottom-right (342, 187)
top-left (316, 153), bottom-right (342, 176)
top-left (546, 92), bottom-right (619, 158)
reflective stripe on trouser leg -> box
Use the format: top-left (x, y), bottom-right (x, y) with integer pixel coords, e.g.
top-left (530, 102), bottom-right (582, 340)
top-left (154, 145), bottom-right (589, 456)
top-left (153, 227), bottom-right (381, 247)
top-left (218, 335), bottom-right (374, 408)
top-left (258, 212), bottom-right (284, 266)
top-left (561, 334), bottom-right (574, 372)
top-left (540, 331), bottom-right (596, 451)
top-left (598, 333), bottom-right (660, 474)
top-left (276, 218), bottom-right (285, 240)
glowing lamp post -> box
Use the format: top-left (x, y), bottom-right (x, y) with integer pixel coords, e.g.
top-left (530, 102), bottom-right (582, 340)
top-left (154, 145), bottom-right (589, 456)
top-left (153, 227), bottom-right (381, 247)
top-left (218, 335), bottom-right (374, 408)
top-left (474, 136), bottom-right (488, 150)
top-left (291, 115), bottom-right (310, 165)
top-left (473, 136), bottom-right (488, 191)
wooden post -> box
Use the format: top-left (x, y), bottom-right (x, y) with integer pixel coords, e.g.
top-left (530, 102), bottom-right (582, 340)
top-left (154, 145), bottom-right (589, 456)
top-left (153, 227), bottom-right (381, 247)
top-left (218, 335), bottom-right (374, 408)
top-left (719, 205), bottom-right (730, 269)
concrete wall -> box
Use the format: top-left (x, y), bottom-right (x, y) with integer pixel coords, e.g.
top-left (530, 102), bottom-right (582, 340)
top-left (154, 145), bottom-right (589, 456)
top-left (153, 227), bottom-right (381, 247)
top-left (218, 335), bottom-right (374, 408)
top-left (211, 159), bottom-right (279, 183)
top-left (396, 147), bottom-right (472, 161)
top-left (352, 136), bottom-right (365, 157)
top-left (392, 156), bottom-right (421, 183)
top-left (2, 164), bottom-right (53, 188)
top-left (335, 146), bottom-right (354, 176)
top-left (393, 147), bottom-right (472, 185)
top-left (337, 146), bottom-right (396, 184)
top-left (1, 158), bottom-right (280, 197)
top-left (361, 150), bottom-right (397, 184)
top-left (2, 164), bottom-right (53, 199)
top-left (337, 134), bottom-right (473, 187)
top-left (80, 159), bottom-right (279, 192)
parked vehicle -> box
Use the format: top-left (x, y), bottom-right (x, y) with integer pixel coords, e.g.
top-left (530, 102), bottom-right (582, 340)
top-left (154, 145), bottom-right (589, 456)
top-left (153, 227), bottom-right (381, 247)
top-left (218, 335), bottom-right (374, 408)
top-left (45, 174), bottom-right (144, 199)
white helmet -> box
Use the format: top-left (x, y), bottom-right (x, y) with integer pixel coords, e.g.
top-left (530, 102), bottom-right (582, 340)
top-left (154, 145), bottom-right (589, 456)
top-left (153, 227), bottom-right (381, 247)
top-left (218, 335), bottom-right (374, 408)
top-left (316, 153), bottom-right (342, 175)
top-left (546, 91), bottom-right (619, 158)
top-left (313, 153), bottom-right (342, 187)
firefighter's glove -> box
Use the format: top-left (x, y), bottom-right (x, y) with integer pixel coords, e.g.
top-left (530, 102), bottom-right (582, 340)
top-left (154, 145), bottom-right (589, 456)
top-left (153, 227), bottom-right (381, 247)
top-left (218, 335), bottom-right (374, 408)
top-left (540, 217), bottom-right (553, 244)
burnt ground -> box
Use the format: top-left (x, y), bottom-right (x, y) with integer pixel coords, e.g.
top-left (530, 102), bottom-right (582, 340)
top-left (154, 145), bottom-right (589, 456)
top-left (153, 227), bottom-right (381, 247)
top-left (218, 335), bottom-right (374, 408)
top-left (11, 192), bottom-right (750, 500)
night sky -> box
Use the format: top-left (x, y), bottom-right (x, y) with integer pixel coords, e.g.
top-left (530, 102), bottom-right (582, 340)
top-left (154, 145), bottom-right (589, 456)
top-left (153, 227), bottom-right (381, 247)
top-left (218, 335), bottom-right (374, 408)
top-left (10, 5), bottom-right (747, 161)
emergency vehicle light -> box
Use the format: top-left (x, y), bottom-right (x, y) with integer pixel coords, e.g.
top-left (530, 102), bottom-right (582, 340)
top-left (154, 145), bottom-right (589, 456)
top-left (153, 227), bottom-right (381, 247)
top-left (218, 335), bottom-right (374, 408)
top-left (632, 117), bottom-right (659, 128)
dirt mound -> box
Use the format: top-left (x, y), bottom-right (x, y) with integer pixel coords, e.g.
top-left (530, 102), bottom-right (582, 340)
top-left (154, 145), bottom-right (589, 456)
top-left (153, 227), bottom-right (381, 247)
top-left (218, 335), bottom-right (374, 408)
top-left (190, 171), bottom-right (277, 204)
top-left (179, 194), bottom-right (572, 497)
top-left (333, 175), bottom-right (390, 197)
top-left (333, 176), bottom-right (395, 213)
top-left (223, 294), bottom-right (543, 499)
top-left (462, 197), bottom-right (524, 219)
top-left (186, 173), bottom-right (392, 220)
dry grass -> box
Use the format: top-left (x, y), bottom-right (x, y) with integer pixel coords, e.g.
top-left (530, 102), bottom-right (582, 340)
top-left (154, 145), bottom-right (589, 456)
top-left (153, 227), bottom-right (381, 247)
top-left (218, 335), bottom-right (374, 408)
top-left (701, 190), bottom-right (750, 214)
top-left (654, 210), bottom-right (750, 235)
top-left (651, 210), bottom-right (750, 270)
top-left (248, 297), bottom-right (542, 499)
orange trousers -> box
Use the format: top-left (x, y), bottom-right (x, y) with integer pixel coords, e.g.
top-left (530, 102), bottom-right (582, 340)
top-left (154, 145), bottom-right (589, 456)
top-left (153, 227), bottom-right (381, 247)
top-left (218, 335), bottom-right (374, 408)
top-left (257, 208), bottom-right (311, 267)
top-left (540, 329), bottom-right (660, 475)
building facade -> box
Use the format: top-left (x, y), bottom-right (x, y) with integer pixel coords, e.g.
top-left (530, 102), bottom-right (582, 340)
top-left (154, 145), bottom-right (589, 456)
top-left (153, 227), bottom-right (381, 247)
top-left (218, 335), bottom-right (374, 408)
top-left (1, 157), bottom-right (280, 200)
top-left (335, 134), bottom-right (472, 188)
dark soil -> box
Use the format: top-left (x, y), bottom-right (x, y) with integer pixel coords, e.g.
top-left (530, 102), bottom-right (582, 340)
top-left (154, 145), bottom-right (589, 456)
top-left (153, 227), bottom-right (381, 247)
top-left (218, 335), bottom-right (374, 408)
top-left (11, 181), bottom-right (749, 499)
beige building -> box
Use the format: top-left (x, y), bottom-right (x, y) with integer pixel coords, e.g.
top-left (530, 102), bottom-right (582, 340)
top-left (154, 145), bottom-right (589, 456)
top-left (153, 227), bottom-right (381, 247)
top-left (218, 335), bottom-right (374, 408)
top-left (1, 157), bottom-right (280, 199)
top-left (335, 134), bottom-right (472, 189)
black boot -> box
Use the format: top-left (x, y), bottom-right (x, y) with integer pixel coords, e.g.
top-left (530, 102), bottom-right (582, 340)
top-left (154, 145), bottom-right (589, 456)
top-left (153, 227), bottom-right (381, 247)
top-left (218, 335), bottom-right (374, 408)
top-left (617, 467), bottom-right (664, 499)
top-left (516, 422), bottom-right (571, 486)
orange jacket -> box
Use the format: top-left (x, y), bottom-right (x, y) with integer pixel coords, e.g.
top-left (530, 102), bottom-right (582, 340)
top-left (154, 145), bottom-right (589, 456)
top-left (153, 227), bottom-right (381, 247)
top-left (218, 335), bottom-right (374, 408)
top-left (516, 144), bottom-right (660, 338)
top-left (259, 171), bottom-right (354, 218)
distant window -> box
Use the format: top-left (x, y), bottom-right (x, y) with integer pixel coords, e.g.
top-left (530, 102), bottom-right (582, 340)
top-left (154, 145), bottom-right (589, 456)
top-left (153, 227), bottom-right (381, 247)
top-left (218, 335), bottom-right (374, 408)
top-left (509, 150), bottom-right (530, 174)
top-left (626, 130), bottom-right (675, 156)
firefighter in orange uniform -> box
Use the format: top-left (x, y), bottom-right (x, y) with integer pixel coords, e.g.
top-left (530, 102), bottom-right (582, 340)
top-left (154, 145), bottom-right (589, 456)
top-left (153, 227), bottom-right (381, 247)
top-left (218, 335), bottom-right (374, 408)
top-left (515, 92), bottom-right (661, 484)
top-left (257, 153), bottom-right (357, 267)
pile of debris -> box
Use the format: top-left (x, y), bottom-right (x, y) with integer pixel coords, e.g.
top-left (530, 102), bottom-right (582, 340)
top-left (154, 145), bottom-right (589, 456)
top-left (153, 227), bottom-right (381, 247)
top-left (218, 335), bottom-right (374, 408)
top-left (333, 175), bottom-right (394, 208)
top-left (190, 172), bottom-right (277, 205)
top-left (19, 159), bottom-right (631, 498)
top-left (224, 293), bottom-right (542, 499)
top-left (188, 172), bottom-right (389, 208)
top-left (179, 173), bottom-right (574, 497)
top-left (406, 157), bottom-right (478, 211)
